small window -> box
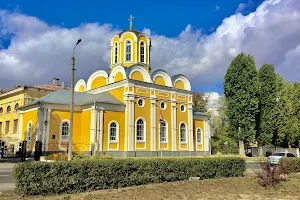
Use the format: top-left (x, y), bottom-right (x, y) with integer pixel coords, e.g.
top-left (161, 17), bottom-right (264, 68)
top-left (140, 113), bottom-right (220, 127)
top-left (197, 128), bottom-right (202, 144)
top-left (0, 122), bottom-right (2, 134)
top-left (5, 121), bottom-right (9, 134)
top-left (140, 41), bottom-right (145, 63)
top-left (287, 153), bottom-right (295, 157)
top-left (180, 105), bottom-right (186, 112)
top-left (114, 42), bottom-right (118, 63)
top-left (0, 107), bottom-right (3, 114)
top-left (6, 105), bottom-right (11, 113)
top-left (109, 122), bottom-right (117, 141)
top-left (137, 99), bottom-right (144, 107)
top-left (14, 103), bottom-right (19, 111)
top-left (160, 122), bottom-right (167, 142)
top-left (180, 123), bottom-right (186, 143)
top-left (61, 121), bottom-right (69, 140)
top-left (13, 119), bottom-right (18, 133)
top-left (136, 119), bottom-right (144, 141)
top-left (125, 40), bottom-right (131, 61)
top-left (160, 102), bottom-right (166, 110)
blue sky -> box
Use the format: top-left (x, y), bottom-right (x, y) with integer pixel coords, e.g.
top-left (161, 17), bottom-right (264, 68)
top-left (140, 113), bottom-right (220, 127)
top-left (0, 0), bottom-right (299, 96)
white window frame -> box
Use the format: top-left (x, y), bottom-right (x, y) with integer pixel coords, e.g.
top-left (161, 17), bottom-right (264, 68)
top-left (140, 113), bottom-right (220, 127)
top-left (180, 122), bottom-right (187, 144)
top-left (180, 104), bottom-right (186, 112)
top-left (137, 98), bottom-right (145, 107)
top-left (160, 102), bottom-right (167, 110)
top-left (125, 40), bottom-right (132, 62)
top-left (60, 120), bottom-right (70, 142)
top-left (108, 121), bottom-right (119, 143)
top-left (140, 41), bottom-right (145, 63)
top-left (114, 42), bottom-right (118, 63)
top-left (136, 118), bottom-right (146, 142)
top-left (196, 128), bottom-right (202, 144)
top-left (159, 121), bottom-right (168, 143)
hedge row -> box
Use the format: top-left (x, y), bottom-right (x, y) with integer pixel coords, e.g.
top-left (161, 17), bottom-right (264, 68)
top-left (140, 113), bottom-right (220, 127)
top-left (279, 157), bottom-right (300, 173)
top-left (13, 157), bottom-right (245, 195)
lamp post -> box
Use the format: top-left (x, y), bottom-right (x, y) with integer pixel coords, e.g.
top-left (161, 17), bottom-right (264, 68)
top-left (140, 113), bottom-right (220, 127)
top-left (68, 39), bottom-right (81, 161)
top-left (44, 119), bottom-right (48, 156)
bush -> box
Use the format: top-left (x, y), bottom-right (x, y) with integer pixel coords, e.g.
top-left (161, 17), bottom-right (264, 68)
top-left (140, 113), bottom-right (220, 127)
top-left (13, 157), bottom-right (245, 195)
top-left (279, 157), bottom-right (300, 174)
top-left (72, 152), bottom-right (113, 161)
top-left (254, 161), bottom-right (288, 187)
top-left (211, 136), bottom-right (238, 155)
top-left (47, 153), bottom-right (68, 161)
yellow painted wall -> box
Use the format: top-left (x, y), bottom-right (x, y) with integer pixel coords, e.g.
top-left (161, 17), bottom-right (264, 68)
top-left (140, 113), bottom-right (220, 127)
top-left (109, 87), bottom-right (124, 103)
top-left (21, 109), bottom-right (38, 151)
top-left (114, 72), bottom-right (124, 82)
top-left (193, 119), bottom-right (205, 151)
top-left (134, 97), bottom-right (151, 151)
top-left (131, 71), bottom-right (144, 82)
top-left (48, 110), bottom-right (82, 151)
top-left (121, 34), bottom-right (136, 63)
top-left (91, 76), bottom-right (107, 89)
top-left (175, 80), bottom-right (185, 90)
top-left (103, 110), bottom-right (125, 151)
top-left (154, 76), bottom-right (166, 86)
top-left (176, 102), bottom-right (189, 151)
top-left (78, 85), bottom-right (85, 92)
top-left (134, 87), bottom-right (150, 97)
top-left (156, 100), bottom-right (172, 151)
top-left (80, 110), bottom-right (91, 151)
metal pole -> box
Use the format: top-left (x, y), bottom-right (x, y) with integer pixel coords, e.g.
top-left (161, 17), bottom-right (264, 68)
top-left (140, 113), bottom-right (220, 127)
top-left (68, 56), bottom-right (75, 161)
top-left (94, 101), bottom-right (98, 156)
top-left (160, 125), bottom-right (162, 158)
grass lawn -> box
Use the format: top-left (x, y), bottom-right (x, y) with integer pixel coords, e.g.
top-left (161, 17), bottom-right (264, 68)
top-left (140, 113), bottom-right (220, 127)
top-left (1, 173), bottom-right (300, 200)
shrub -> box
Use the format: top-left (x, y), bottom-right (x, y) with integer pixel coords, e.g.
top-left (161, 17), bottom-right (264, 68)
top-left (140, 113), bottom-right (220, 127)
top-left (279, 157), bottom-right (300, 174)
top-left (47, 153), bottom-right (68, 161)
top-left (253, 161), bottom-right (288, 187)
top-left (13, 157), bottom-right (245, 195)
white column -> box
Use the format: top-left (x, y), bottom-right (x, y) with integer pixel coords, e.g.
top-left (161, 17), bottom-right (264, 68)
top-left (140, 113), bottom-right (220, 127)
top-left (204, 120), bottom-right (210, 152)
top-left (99, 108), bottom-right (104, 151)
top-left (90, 107), bottom-right (95, 151)
top-left (171, 102), bottom-right (177, 151)
top-left (41, 109), bottom-right (47, 151)
top-left (128, 97), bottom-right (135, 151)
top-left (45, 109), bottom-right (51, 151)
top-left (18, 113), bottom-right (23, 141)
top-left (36, 108), bottom-right (42, 141)
top-left (188, 103), bottom-right (194, 151)
top-left (124, 96), bottom-right (129, 151)
top-left (151, 99), bottom-right (156, 151)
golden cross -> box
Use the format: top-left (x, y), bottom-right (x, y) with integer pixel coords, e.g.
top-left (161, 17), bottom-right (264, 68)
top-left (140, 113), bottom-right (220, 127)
top-left (129, 15), bottom-right (134, 30)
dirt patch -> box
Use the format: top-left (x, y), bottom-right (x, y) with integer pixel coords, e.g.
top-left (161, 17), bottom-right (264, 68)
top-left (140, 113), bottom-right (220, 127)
top-left (2, 174), bottom-right (300, 200)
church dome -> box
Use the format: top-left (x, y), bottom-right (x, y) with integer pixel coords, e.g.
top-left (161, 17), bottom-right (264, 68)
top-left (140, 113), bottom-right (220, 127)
top-left (117, 29), bottom-right (144, 37)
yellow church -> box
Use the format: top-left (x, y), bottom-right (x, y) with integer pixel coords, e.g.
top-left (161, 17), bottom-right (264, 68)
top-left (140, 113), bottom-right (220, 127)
top-left (18, 18), bottom-right (211, 157)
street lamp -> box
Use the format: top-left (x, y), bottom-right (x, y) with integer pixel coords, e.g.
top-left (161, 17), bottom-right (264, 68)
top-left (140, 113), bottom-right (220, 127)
top-left (44, 119), bottom-right (48, 156)
top-left (68, 39), bottom-right (81, 161)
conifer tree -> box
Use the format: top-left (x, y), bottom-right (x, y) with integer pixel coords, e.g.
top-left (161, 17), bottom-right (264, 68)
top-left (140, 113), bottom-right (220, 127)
top-left (224, 53), bottom-right (260, 155)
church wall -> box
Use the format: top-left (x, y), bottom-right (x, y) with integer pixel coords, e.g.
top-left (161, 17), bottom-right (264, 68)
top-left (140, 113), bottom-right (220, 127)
top-left (131, 71), bottom-right (144, 82)
top-left (175, 80), bottom-right (185, 90)
top-left (134, 87), bottom-right (150, 97)
top-left (176, 95), bottom-right (189, 151)
top-left (114, 72), bottom-right (124, 82)
top-left (21, 108), bottom-right (38, 152)
top-left (78, 85), bottom-right (85, 92)
top-left (91, 76), bottom-right (107, 89)
top-left (48, 110), bottom-right (82, 151)
top-left (134, 97), bottom-right (151, 151)
top-left (80, 110), bottom-right (91, 151)
top-left (103, 110), bottom-right (125, 151)
top-left (193, 119), bottom-right (205, 151)
top-left (154, 76), bottom-right (166, 86)
top-left (109, 87), bottom-right (125, 103)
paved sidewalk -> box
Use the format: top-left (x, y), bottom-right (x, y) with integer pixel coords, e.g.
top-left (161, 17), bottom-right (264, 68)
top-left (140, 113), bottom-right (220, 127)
top-left (0, 163), bottom-right (16, 191)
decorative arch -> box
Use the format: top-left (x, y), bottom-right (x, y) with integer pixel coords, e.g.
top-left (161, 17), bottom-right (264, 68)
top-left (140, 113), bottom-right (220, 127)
top-left (87, 70), bottom-right (109, 90)
top-left (172, 74), bottom-right (191, 91)
top-left (110, 34), bottom-right (120, 47)
top-left (120, 31), bottom-right (138, 43)
top-left (14, 103), bottom-right (19, 111)
top-left (151, 69), bottom-right (173, 87)
top-left (129, 65), bottom-right (152, 83)
top-left (74, 79), bottom-right (87, 92)
top-left (6, 105), bottom-right (11, 113)
top-left (109, 65), bottom-right (127, 84)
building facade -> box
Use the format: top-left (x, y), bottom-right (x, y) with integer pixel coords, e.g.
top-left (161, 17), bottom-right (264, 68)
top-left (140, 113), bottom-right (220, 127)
top-left (18, 24), bottom-right (211, 157)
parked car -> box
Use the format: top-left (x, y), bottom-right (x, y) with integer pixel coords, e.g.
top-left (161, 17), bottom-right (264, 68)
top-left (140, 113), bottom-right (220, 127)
top-left (268, 152), bottom-right (296, 165)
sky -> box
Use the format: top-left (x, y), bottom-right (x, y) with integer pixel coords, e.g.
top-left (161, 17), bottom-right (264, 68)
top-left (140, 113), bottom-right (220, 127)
top-left (0, 0), bottom-right (299, 97)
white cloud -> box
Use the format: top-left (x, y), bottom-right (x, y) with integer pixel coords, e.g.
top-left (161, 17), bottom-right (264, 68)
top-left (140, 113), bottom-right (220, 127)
top-left (214, 5), bottom-right (221, 12)
top-left (0, 0), bottom-right (300, 95)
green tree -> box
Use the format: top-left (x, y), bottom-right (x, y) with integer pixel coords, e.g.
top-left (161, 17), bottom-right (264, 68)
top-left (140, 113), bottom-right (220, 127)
top-left (256, 64), bottom-right (278, 156)
top-left (293, 82), bottom-right (300, 141)
top-left (223, 53), bottom-right (260, 156)
top-left (193, 92), bottom-right (208, 112)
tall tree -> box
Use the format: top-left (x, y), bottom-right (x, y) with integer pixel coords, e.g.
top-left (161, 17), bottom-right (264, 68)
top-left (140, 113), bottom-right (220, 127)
top-left (193, 92), bottom-right (208, 112)
top-left (293, 82), bottom-right (300, 140)
top-left (256, 64), bottom-right (278, 156)
top-left (224, 53), bottom-right (260, 156)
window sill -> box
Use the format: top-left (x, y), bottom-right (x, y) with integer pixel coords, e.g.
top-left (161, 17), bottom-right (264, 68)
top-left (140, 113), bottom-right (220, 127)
top-left (180, 142), bottom-right (188, 144)
top-left (109, 141), bottom-right (118, 144)
top-left (136, 140), bottom-right (146, 143)
top-left (197, 143), bottom-right (203, 145)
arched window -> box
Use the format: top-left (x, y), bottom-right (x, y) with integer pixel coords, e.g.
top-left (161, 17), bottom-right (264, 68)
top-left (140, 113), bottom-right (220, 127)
top-left (0, 107), bottom-right (3, 114)
top-left (197, 128), bottom-right (202, 144)
top-left (14, 103), bottom-right (19, 111)
top-left (140, 41), bottom-right (145, 63)
top-left (180, 123), bottom-right (186, 143)
top-left (61, 121), bottom-right (69, 140)
top-left (160, 121), bottom-right (167, 142)
top-left (136, 119), bottom-right (144, 141)
top-left (114, 42), bottom-right (118, 63)
top-left (6, 105), bottom-right (11, 113)
top-left (109, 122), bottom-right (117, 141)
top-left (125, 40), bottom-right (131, 61)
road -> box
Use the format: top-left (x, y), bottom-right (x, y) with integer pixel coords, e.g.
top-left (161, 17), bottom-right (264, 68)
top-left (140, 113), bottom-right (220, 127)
top-left (0, 162), bottom-right (16, 191)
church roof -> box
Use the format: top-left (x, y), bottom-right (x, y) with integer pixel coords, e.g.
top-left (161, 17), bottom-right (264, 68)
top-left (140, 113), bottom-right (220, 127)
top-left (117, 29), bottom-right (144, 37)
top-left (18, 90), bottom-right (124, 110)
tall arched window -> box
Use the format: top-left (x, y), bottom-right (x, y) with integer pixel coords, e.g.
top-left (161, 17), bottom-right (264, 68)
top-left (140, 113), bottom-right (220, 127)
top-left (61, 121), bottom-right (69, 140)
top-left (114, 42), bottom-right (118, 63)
top-left (197, 128), bottom-right (202, 144)
top-left (6, 105), bottom-right (11, 113)
top-left (180, 123), bottom-right (186, 143)
top-left (125, 40), bottom-right (131, 61)
top-left (140, 41), bottom-right (145, 63)
top-left (110, 122), bottom-right (117, 141)
top-left (14, 103), bottom-right (19, 111)
top-left (0, 107), bottom-right (3, 114)
top-left (160, 121), bottom-right (167, 142)
top-left (136, 119), bottom-right (144, 141)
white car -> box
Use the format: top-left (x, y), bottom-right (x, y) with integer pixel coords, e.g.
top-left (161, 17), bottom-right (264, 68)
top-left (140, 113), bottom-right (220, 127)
top-left (268, 152), bottom-right (296, 165)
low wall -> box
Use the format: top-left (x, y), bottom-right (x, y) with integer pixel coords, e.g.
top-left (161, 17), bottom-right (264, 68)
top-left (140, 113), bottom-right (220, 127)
top-left (251, 147), bottom-right (299, 157)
